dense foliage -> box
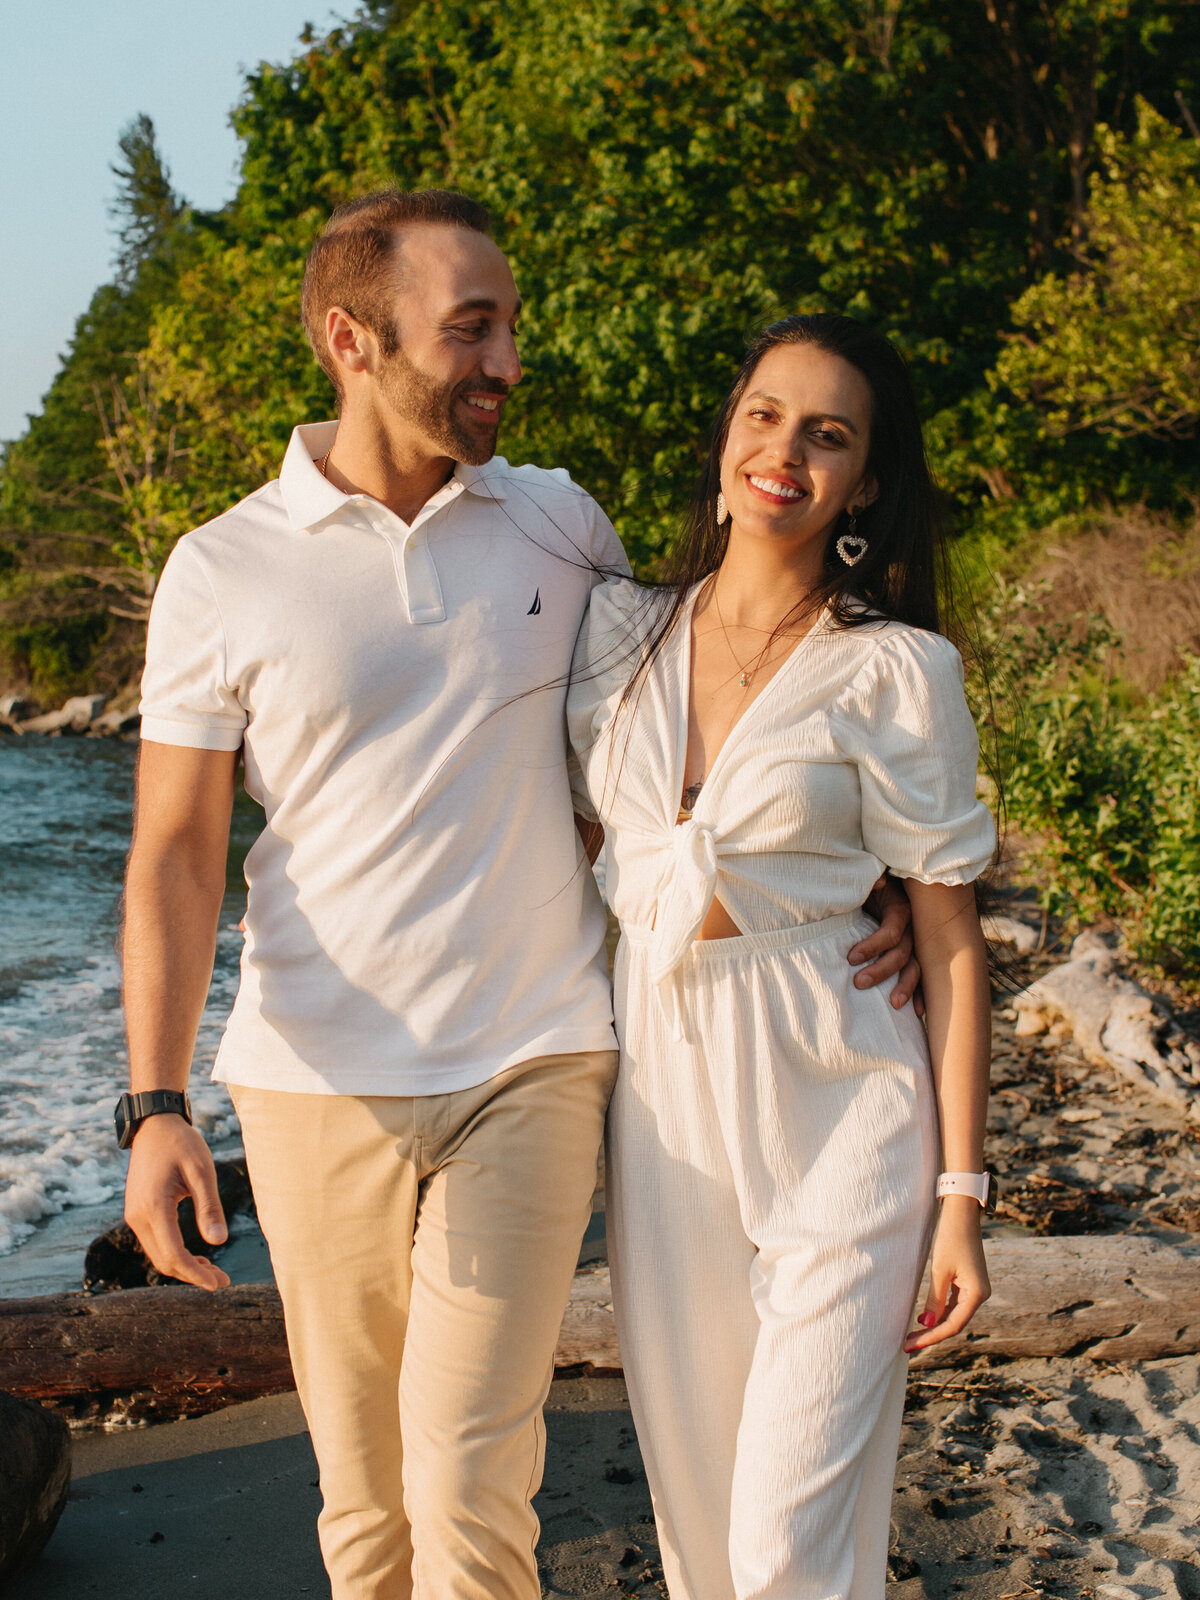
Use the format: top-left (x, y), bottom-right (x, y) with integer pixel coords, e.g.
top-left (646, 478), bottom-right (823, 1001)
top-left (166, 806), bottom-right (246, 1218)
top-left (2, 0), bottom-right (1199, 970)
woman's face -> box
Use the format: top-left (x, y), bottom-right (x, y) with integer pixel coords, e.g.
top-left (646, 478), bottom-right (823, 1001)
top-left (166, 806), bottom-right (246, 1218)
top-left (719, 342), bottom-right (876, 564)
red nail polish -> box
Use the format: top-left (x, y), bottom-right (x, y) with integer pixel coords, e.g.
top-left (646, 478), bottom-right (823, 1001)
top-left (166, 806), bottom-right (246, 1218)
top-left (918, 1312), bottom-right (937, 1329)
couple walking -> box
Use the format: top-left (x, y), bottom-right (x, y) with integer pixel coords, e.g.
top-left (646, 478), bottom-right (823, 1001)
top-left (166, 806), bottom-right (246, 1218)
top-left (120, 188), bottom-right (995, 1600)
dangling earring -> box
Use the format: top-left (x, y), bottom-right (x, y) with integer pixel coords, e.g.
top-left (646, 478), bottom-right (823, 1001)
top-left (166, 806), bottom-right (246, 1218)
top-left (836, 510), bottom-right (868, 567)
top-left (715, 491), bottom-right (728, 527)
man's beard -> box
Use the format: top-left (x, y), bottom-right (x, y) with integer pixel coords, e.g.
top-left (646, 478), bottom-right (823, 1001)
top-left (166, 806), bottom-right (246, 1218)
top-left (377, 343), bottom-right (505, 466)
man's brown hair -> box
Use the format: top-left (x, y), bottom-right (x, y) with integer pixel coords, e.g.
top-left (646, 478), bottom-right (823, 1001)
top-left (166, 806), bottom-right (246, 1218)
top-left (301, 188), bottom-right (492, 394)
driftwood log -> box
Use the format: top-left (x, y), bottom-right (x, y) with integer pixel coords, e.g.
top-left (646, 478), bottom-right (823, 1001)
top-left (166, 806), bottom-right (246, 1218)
top-left (909, 1233), bottom-right (1200, 1370)
top-left (0, 1284), bottom-right (292, 1424)
top-left (2, 1236), bottom-right (1197, 1421)
top-left (0, 1391), bottom-right (71, 1581)
top-left (1014, 930), bottom-right (1200, 1119)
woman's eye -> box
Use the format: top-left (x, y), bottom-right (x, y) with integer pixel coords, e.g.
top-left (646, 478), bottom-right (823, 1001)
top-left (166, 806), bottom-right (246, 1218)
top-left (812, 428), bottom-right (845, 446)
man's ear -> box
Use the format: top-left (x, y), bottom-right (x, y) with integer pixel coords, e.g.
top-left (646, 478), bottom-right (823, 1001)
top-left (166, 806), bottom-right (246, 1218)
top-left (324, 306), bottom-right (376, 381)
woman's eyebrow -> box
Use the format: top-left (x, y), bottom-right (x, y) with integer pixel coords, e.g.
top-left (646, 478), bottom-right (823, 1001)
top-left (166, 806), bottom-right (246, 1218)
top-left (744, 390), bottom-right (860, 434)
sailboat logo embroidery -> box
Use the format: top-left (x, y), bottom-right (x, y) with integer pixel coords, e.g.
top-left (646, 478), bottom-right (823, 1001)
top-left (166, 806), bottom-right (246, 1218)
top-left (527, 589), bottom-right (542, 615)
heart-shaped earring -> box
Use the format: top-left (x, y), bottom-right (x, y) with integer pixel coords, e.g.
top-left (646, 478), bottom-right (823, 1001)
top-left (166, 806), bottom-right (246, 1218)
top-left (836, 510), bottom-right (868, 567)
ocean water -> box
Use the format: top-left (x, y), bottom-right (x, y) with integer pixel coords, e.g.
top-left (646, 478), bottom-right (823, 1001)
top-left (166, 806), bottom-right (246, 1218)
top-left (0, 736), bottom-right (259, 1279)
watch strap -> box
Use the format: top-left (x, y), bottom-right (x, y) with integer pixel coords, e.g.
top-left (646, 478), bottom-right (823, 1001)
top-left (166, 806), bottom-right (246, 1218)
top-left (936, 1170), bottom-right (997, 1213)
top-left (115, 1089), bottom-right (192, 1149)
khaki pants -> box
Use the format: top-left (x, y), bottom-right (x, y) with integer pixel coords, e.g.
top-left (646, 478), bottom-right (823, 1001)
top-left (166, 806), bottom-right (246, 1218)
top-left (231, 1049), bottom-right (617, 1600)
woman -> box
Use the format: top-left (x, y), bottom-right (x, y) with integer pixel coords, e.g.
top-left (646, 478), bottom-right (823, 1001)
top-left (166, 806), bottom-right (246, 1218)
top-left (567, 314), bottom-right (996, 1600)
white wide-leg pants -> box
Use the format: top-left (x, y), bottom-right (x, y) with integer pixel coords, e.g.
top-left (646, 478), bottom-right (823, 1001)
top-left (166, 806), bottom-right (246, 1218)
top-left (608, 913), bottom-right (939, 1600)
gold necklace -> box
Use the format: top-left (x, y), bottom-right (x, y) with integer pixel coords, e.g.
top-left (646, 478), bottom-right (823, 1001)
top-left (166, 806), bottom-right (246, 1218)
top-left (316, 450), bottom-right (333, 479)
top-left (711, 580), bottom-right (781, 689)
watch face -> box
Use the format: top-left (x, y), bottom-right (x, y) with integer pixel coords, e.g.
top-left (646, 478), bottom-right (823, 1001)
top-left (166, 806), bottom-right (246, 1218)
top-left (115, 1095), bottom-right (135, 1149)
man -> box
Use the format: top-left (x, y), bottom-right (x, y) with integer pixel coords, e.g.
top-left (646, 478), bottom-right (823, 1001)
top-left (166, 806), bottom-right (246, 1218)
top-left (121, 188), bottom-right (915, 1600)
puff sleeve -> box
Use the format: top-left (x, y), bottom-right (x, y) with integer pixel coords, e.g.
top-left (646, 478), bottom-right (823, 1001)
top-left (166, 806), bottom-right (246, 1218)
top-left (566, 577), bottom-right (655, 821)
top-left (139, 539), bottom-right (247, 751)
top-left (830, 628), bottom-right (995, 885)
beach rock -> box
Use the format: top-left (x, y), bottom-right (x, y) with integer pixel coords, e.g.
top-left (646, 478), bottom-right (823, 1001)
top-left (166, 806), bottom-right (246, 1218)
top-left (0, 1390), bottom-right (71, 1582)
top-left (1013, 931), bottom-right (1200, 1118)
top-left (981, 914), bottom-right (1040, 955)
top-left (90, 704), bottom-right (140, 735)
top-left (83, 1157), bottom-right (254, 1291)
top-left (16, 707), bottom-right (75, 735)
top-left (16, 695), bottom-right (108, 736)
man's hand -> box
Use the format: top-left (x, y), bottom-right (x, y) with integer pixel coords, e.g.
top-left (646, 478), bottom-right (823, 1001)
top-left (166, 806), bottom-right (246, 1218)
top-left (124, 1114), bottom-right (230, 1291)
top-left (849, 873), bottom-right (923, 1014)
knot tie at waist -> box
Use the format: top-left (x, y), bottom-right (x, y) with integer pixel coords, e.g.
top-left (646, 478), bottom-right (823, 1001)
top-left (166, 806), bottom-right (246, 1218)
top-left (648, 819), bottom-right (720, 1040)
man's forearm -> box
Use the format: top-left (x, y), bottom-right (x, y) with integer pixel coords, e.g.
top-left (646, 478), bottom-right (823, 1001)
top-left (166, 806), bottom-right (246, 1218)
top-left (123, 856), bottom-right (225, 1092)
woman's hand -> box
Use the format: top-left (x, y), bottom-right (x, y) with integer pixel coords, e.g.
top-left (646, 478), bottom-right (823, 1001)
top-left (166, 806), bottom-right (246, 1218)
top-left (902, 1197), bottom-right (990, 1353)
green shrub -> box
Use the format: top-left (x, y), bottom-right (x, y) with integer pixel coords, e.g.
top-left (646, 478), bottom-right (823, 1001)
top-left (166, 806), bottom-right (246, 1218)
top-left (974, 585), bottom-right (1200, 980)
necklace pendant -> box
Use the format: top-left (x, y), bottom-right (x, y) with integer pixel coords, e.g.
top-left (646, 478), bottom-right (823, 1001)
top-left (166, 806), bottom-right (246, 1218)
top-left (739, 672), bottom-right (749, 687)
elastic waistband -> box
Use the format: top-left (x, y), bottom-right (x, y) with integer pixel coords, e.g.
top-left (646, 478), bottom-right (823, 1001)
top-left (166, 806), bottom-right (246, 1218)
top-left (622, 909), bottom-right (871, 964)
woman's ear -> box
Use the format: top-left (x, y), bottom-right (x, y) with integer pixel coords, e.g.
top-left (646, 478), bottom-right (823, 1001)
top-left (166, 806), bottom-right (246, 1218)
top-left (855, 473), bottom-right (880, 512)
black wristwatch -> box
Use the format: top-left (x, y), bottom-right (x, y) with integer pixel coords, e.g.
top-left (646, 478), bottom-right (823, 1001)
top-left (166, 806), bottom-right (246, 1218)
top-left (115, 1089), bottom-right (193, 1150)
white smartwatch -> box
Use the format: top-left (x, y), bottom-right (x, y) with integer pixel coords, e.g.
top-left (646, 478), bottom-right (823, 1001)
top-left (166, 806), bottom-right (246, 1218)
top-left (936, 1170), bottom-right (999, 1215)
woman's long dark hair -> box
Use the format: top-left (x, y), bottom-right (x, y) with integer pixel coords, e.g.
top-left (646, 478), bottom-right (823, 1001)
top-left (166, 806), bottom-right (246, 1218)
top-left (618, 312), bottom-right (956, 709)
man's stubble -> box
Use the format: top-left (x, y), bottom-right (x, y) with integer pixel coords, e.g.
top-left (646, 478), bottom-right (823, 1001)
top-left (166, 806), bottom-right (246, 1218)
top-left (377, 342), bottom-right (504, 467)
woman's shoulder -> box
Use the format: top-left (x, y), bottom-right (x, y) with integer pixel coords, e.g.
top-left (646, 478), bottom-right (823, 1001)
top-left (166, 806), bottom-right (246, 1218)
top-left (578, 576), bottom-right (672, 660)
top-left (837, 615), bottom-right (965, 683)
top-left (827, 618), bottom-right (970, 733)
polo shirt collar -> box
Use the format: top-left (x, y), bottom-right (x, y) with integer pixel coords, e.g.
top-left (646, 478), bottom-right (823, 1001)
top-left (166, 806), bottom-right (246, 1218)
top-left (279, 421), bottom-right (509, 534)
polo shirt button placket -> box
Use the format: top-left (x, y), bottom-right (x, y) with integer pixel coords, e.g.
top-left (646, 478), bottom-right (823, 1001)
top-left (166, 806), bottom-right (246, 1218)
top-left (401, 532), bottom-right (446, 626)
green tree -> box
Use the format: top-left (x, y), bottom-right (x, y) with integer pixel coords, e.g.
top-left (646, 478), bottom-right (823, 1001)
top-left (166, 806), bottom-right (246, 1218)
top-left (995, 103), bottom-right (1200, 442)
top-left (110, 113), bottom-right (184, 284)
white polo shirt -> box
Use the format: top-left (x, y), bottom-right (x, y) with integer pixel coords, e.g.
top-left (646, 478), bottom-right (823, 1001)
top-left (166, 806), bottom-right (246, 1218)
top-left (140, 421), bottom-right (629, 1095)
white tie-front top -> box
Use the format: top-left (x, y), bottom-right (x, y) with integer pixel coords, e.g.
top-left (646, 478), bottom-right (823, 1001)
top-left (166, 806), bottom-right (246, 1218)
top-left (567, 577), bottom-right (996, 1003)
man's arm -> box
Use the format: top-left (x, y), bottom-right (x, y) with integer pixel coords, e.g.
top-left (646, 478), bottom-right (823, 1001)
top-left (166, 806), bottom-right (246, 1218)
top-left (122, 742), bottom-right (238, 1291)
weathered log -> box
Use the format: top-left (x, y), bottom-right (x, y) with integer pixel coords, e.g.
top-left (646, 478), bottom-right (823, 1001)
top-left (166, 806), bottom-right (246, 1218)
top-left (0, 1284), bottom-right (293, 1424)
top-left (910, 1233), bottom-right (1200, 1368)
top-left (83, 1157), bottom-right (255, 1291)
top-left (3, 1236), bottom-right (1197, 1422)
top-left (555, 1264), bottom-right (621, 1371)
top-left (0, 1391), bottom-right (71, 1582)
top-left (1014, 930), bottom-right (1200, 1118)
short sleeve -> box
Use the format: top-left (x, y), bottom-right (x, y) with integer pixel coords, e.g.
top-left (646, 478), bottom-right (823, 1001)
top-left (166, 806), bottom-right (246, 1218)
top-left (583, 494), bottom-right (633, 582)
top-left (566, 576), bottom-right (653, 820)
top-left (139, 540), bottom-right (247, 751)
top-left (831, 629), bottom-right (995, 885)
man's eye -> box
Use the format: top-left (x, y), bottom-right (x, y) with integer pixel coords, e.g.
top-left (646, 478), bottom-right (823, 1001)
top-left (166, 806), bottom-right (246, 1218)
top-left (455, 323), bottom-right (488, 339)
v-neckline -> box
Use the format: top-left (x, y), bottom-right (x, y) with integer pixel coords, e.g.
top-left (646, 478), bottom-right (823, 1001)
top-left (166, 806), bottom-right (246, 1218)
top-left (673, 581), bottom-right (827, 822)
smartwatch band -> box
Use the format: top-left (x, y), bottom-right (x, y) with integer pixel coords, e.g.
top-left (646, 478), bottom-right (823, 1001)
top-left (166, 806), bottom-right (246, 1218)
top-left (115, 1089), bottom-right (192, 1150)
top-left (936, 1170), bottom-right (998, 1214)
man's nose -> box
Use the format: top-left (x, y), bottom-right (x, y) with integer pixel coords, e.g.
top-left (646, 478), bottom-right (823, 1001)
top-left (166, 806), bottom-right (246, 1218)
top-left (483, 327), bottom-right (522, 388)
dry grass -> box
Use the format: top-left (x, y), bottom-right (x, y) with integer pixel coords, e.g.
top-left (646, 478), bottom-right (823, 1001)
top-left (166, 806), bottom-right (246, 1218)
top-left (1028, 508), bottom-right (1200, 688)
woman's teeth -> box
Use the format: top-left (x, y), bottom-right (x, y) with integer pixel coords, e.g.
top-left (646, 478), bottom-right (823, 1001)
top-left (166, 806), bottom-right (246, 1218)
top-left (748, 474), bottom-right (802, 500)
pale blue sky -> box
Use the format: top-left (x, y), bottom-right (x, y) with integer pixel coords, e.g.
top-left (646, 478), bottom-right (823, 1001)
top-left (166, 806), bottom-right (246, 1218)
top-left (1, 0), bottom-right (349, 444)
